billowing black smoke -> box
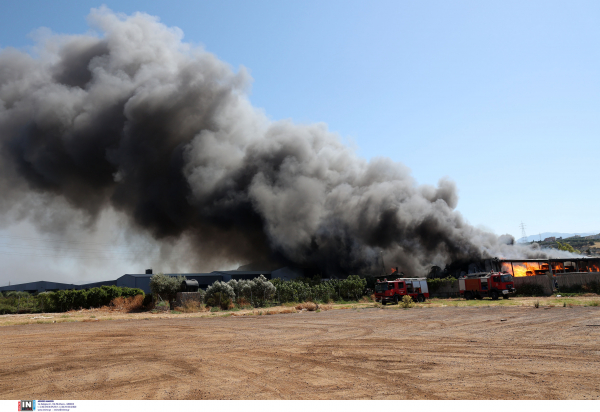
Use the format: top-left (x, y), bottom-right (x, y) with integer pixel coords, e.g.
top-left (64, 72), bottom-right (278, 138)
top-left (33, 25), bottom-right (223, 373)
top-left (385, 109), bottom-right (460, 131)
top-left (0, 8), bottom-right (566, 277)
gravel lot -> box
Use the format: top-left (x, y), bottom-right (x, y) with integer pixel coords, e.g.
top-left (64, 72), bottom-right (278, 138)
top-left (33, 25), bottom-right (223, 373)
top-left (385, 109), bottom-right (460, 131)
top-left (1, 305), bottom-right (599, 399)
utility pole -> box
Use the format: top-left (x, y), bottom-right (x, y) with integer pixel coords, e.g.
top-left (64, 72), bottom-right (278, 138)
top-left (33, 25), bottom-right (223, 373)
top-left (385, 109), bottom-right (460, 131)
top-left (519, 222), bottom-right (527, 243)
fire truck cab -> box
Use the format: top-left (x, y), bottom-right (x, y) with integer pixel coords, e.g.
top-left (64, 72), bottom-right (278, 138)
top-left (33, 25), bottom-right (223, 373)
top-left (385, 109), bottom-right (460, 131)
top-left (374, 278), bottom-right (429, 305)
top-left (458, 272), bottom-right (516, 300)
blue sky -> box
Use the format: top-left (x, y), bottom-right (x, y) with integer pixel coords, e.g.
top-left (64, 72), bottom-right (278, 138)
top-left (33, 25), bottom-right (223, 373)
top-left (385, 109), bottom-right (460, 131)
top-left (0, 0), bottom-right (598, 239)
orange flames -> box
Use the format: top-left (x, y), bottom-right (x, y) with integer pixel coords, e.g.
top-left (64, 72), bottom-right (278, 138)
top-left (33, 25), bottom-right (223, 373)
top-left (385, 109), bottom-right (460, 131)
top-left (500, 260), bottom-right (599, 276)
top-left (511, 262), bottom-right (545, 277)
top-left (503, 262), bottom-right (551, 277)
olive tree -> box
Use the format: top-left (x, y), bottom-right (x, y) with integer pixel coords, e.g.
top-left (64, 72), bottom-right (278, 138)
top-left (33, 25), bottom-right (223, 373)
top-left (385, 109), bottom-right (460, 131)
top-left (150, 273), bottom-right (186, 303)
top-left (249, 275), bottom-right (276, 307)
top-left (227, 279), bottom-right (251, 303)
top-left (205, 281), bottom-right (236, 309)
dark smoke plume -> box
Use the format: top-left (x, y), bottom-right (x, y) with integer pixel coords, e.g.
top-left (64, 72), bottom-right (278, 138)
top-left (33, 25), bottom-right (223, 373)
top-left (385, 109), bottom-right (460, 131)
top-left (0, 8), bottom-right (569, 277)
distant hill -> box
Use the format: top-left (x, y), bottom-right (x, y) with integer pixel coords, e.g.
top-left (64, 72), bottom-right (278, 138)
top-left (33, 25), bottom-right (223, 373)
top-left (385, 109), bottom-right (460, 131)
top-left (517, 232), bottom-right (599, 243)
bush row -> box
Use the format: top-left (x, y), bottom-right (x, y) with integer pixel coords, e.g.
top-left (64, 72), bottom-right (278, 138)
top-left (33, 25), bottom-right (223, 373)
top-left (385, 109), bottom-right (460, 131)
top-left (0, 286), bottom-right (141, 314)
top-left (37, 286), bottom-right (144, 312)
top-left (200, 275), bottom-right (368, 309)
top-left (204, 275), bottom-right (276, 309)
top-left (0, 292), bottom-right (43, 314)
top-left (556, 281), bottom-right (600, 295)
top-left (271, 275), bottom-right (367, 303)
top-left (425, 276), bottom-right (457, 293)
top-left (515, 284), bottom-right (546, 297)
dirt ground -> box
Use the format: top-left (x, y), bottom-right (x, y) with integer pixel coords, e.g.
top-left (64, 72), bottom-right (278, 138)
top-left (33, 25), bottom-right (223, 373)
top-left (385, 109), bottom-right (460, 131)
top-left (1, 304), bottom-right (599, 400)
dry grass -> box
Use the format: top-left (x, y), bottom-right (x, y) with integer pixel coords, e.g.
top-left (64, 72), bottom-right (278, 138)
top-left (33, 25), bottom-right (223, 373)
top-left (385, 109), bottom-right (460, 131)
top-left (296, 302), bottom-right (318, 311)
top-left (237, 297), bottom-right (251, 307)
top-left (360, 295), bottom-right (374, 303)
top-left (3, 296), bottom-right (600, 327)
top-left (177, 300), bottom-right (207, 313)
top-left (295, 302), bottom-right (334, 311)
top-left (108, 295), bottom-right (144, 312)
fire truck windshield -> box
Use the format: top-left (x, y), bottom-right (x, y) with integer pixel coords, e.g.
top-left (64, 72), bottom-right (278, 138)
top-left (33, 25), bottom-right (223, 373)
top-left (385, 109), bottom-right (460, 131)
top-left (375, 283), bottom-right (387, 293)
top-left (501, 274), bottom-right (513, 282)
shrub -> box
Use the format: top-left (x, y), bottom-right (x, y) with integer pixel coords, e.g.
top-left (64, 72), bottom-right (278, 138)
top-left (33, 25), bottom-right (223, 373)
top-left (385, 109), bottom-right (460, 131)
top-left (296, 302), bottom-right (318, 311)
top-left (86, 287), bottom-right (108, 308)
top-left (516, 284), bottom-right (546, 297)
top-left (217, 293), bottom-right (233, 310)
top-left (227, 279), bottom-right (251, 302)
top-left (587, 281), bottom-right (600, 295)
top-left (205, 281), bottom-right (235, 309)
top-left (236, 297), bottom-right (251, 307)
top-left (143, 294), bottom-right (153, 308)
top-left (338, 275), bottom-right (367, 301)
top-left (36, 292), bottom-right (54, 312)
top-left (181, 300), bottom-right (204, 313)
top-left (560, 281), bottom-right (600, 295)
top-left (400, 295), bottom-right (414, 308)
top-left (249, 275), bottom-right (276, 307)
top-left (426, 277), bottom-right (457, 293)
top-left (150, 273), bottom-right (185, 302)
top-left (109, 295), bottom-right (144, 312)
top-left (0, 304), bottom-right (17, 315)
top-left (269, 275), bottom-right (370, 304)
top-left (272, 279), bottom-right (312, 302)
top-left (206, 292), bottom-right (233, 310)
top-left (34, 286), bottom-right (143, 312)
top-left (534, 301), bottom-right (540, 308)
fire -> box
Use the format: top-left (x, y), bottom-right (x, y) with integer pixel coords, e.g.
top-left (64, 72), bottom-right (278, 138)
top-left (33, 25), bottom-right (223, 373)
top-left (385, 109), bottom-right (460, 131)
top-left (500, 259), bottom-right (599, 276)
top-left (509, 262), bottom-right (550, 277)
top-left (501, 262), bottom-right (512, 274)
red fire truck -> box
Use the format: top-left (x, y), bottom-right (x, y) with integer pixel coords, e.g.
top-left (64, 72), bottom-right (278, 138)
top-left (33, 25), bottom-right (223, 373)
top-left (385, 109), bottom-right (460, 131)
top-left (374, 278), bottom-right (429, 305)
top-left (458, 272), bottom-right (516, 300)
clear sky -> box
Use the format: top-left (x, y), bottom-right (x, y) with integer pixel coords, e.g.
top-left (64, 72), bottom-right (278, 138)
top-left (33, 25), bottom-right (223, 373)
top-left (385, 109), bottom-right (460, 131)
top-left (0, 1), bottom-right (598, 282)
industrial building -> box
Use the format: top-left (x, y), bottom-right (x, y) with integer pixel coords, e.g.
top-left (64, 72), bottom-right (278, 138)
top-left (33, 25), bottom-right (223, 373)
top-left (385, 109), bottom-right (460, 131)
top-left (0, 266), bottom-right (302, 295)
top-left (428, 257), bottom-right (600, 279)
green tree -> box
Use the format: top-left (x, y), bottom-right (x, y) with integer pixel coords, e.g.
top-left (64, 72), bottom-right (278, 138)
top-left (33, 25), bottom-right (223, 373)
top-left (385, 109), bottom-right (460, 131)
top-left (556, 241), bottom-right (580, 254)
top-left (249, 275), bottom-right (276, 307)
top-left (150, 273), bottom-right (185, 302)
top-left (204, 281), bottom-right (235, 309)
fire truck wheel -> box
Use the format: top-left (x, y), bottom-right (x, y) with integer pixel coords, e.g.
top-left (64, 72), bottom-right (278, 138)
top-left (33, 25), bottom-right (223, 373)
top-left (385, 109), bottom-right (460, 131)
top-left (464, 291), bottom-right (472, 300)
top-left (394, 295), bottom-right (399, 305)
top-left (491, 291), bottom-right (499, 300)
top-left (382, 301), bottom-right (387, 306)
top-left (503, 295), bottom-right (509, 300)
top-left (417, 295), bottom-right (425, 302)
